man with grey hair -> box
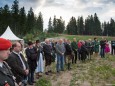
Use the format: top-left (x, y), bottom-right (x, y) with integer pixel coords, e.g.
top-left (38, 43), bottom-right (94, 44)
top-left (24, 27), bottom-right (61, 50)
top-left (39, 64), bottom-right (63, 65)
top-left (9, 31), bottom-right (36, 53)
top-left (55, 39), bottom-right (66, 72)
top-left (43, 39), bottom-right (52, 75)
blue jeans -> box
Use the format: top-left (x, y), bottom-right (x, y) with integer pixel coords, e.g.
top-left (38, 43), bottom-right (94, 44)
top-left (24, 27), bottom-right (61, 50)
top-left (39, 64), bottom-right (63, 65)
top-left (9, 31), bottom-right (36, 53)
top-left (100, 48), bottom-right (105, 58)
top-left (56, 54), bottom-right (64, 72)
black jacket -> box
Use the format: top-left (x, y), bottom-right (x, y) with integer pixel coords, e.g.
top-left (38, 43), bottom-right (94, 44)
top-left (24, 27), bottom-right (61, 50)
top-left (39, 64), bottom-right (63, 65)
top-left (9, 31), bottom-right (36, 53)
top-left (43, 44), bottom-right (52, 55)
top-left (6, 52), bottom-right (29, 84)
top-left (100, 40), bottom-right (106, 49)
top-left (25, 47), bottom-right (37, 71)
top-left (0, 61), bottom-right (15, 86)
top-left (65, 43), bottom-right (72, 55)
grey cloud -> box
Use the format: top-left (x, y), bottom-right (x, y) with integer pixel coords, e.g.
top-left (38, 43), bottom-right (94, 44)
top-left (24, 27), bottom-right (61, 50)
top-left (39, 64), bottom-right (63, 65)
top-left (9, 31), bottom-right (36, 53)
top-left (83, 7), bottom-right (103, 13)
top-left (100, 0), bottom-right (115, 4)
top-left (45, 0), bottom-right (55, 3)
top-left (43, 0), bottom-right (64, 7)
top-left (79, 0), bottom-right (89, 3)
top-left (19, 0), bottom-right (40, 12)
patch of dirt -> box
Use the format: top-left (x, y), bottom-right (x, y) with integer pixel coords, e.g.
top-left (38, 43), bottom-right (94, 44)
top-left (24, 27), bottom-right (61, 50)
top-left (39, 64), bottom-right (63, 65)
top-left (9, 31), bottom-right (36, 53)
top-left (51, 71), bottom-right (73, 86)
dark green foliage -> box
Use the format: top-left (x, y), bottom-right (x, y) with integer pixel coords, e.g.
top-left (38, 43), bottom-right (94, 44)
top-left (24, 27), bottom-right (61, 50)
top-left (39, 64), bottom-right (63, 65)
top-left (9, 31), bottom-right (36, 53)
top-left (26, 7), bottom-right (35, 33)
top-left (53, 16), bottom-right (65, 33)
top-left (66, 16), bottom-right (77, 35)
top-left (48, 17), bottom-right (53, 32)
top-left (77, 16), bottom-right (84, 35)
top-left (19, 7), bottom-right (26, 35)
top-left (35, 77), bottom-right (51, 86)
top-left (103, 18), bottom-right (115, 36)
top-left (84, 13), bottom-right (102, 35)
top-left (36, 12), bottom-right (43, 32)
top-left (11, 0), bottom-right (19, 35)
top-left (0, 0), bottom-right (44, 37)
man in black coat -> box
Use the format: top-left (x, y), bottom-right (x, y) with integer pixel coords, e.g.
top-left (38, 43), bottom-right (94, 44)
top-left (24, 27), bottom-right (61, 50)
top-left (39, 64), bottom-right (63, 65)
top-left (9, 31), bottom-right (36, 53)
top-left (100, 37), bottom-right (106, 58)
top-left (6, 42), bottom-right (29, 85)
top-left (111, 39), bottom-right (115, 55)
top-left (65, 40), bottom-right (73, 70)
top-left (25, 41), bottom-right (37, 85)
top-left (0, 38), bottom-right (17, 86)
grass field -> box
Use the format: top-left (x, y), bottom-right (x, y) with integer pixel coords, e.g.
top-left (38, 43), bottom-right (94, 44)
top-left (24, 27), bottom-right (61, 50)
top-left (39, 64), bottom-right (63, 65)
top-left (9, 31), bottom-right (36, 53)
top-left (58, 34), bottom-right (115, 41)
top-left (35, 55), bottom-right (115, 86)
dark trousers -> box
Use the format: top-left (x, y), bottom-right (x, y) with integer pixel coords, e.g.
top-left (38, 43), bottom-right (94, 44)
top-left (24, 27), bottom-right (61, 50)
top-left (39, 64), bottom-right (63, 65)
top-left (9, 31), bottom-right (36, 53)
top-left (81, 53), bottom-right (87, 62)
top-left (78, 48), bottom-right (81, 60)
top-left (74, 50), bottom-right (77, 63)
top-left (111, 46), bottom-right (115, 55)
top-left (100, 48), bottom-right (105, 58)
top-left (28, 70), bottom-right (34, 83)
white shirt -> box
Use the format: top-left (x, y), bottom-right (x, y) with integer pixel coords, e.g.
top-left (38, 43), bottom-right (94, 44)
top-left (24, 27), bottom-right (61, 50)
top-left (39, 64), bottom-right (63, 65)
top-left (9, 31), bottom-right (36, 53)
top-left (0, 62), bottom-right (3, 67)
top-left (13, 51), bottom-right (26, 70)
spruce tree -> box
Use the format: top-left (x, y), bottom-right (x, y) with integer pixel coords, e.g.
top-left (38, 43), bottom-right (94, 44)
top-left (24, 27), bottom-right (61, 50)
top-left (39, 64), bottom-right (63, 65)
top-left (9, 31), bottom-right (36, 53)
top-left (67, 17), bottom-right (77, 35)
top-left (19, 7), bottom-right (26, 36)
top-left (11, 0), bottom-right (19, 35)
top-left (48, 17), bottom-right (53, 32)
top-left (26, 7), bottom-right (35, 33)
top-left (77, 16), bottom-right (84, 35)
top-left (37, 12), bottom-right (43, 32)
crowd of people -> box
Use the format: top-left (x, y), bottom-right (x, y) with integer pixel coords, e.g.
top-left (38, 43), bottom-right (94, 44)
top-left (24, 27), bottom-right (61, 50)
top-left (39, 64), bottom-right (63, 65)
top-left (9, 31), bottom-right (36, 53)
top-left (0, 37), bottom-right (115, 86)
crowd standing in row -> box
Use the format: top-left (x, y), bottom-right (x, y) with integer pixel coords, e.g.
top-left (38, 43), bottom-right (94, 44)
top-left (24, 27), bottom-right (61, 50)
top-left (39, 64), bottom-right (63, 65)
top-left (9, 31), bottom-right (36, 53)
top-left (0, 37), bottom-right (115, 86)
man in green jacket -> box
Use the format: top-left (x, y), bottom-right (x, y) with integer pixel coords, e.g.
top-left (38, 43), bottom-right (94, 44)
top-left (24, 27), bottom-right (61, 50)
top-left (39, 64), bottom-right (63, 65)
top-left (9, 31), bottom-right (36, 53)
top-left (71, 38), bottom-right (78, 63)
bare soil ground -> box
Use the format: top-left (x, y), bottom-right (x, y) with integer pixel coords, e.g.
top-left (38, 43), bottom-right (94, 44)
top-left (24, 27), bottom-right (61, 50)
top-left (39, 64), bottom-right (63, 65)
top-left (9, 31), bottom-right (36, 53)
top-left (28, 55), bottom-right (115, 86)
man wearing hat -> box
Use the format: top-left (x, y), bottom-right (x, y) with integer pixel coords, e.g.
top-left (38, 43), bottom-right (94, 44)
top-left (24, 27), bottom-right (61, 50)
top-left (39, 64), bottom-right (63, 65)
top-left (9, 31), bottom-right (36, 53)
top-left (25, 41), bottom-right (37, 85)
top-left (0, 38), bottom-right (17, 86)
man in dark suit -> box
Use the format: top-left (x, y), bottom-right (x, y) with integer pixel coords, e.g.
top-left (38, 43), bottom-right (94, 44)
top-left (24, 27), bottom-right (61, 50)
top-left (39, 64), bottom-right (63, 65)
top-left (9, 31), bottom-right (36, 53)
top-left (43, 39), bottom-right (52, 75)
top-left (65, 39), bottom-right (73, 70)
top-left (111, 39), bottom-right (115, 55)
top-left (0, 38), bottom-right (17, 86)
top-left (6, 42), bottom-right (29, 86)
top-left (25, 41), bottom-right (37, 85)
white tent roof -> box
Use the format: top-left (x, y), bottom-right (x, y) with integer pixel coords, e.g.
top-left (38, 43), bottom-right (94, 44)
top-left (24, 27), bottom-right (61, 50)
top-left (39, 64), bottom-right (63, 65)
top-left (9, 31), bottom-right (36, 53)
top-left (0, 26), bottom-right (23, 40)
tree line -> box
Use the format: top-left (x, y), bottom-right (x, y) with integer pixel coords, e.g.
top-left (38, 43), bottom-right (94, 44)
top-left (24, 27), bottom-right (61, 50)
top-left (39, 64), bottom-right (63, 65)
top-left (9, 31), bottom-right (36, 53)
top-left (0, 0), bottom-right (115, 37)
top-left (0, 0), bottom-right (43, 37)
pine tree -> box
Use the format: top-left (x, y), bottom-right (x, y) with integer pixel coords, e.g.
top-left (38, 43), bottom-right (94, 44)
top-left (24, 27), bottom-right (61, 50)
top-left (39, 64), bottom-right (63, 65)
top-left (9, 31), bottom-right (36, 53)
top-left (109, 18), bottom-right (115, 36)
top-left (84, 15), bottom-right (94, 35)
top-left (26, 7), bottom-right (35, 33)
top-left (48, 17), bottom-right (53, 32)
top-left (93, 13), bottom-right (102, 35)
top-left (19, 7), bottom-right (26, 36)
top-left (0, 5), bottom-right (11, 35)
top-left (11, 0), bottom-right (19, 35)
top-left (56, 17), bottom-right (65, 33)
top-left (67, 17), bottom-right (77, 35)
top-left (0, 7), bottom-right (3, 35)
top-left (77, 16), bottom-right (84, 35)
top-left (37, 12), bottom-right (43, 32)
top-left (53, 15), bottom-right (57, 33)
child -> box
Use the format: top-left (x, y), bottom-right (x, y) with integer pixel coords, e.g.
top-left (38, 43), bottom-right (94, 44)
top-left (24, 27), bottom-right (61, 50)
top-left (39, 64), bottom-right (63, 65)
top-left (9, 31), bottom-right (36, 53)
top-left (104, 42), bottom-right (110, 57)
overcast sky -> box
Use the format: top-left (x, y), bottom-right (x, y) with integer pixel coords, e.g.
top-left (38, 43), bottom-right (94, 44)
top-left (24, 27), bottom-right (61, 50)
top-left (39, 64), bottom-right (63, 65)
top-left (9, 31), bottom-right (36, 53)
top-left (1, 0), bottom-right (115, 29)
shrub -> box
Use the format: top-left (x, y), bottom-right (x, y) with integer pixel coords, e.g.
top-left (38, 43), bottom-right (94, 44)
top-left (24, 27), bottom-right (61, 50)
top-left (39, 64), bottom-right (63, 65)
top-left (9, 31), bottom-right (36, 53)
top-left (35, 77), bottom-right (52, 86)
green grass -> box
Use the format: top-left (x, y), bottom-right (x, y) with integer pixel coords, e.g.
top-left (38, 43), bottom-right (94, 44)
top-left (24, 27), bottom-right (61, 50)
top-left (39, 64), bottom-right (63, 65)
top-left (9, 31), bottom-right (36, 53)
top-left (70, 55), bottom-right (115, 86)
top-left (58, 34), bottom-right (115, 41)
top-left (35, 77), bottom-right (52, 86)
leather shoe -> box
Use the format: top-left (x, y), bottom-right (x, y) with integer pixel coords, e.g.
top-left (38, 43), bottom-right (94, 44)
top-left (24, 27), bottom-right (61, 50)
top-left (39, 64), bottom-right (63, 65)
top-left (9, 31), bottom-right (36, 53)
top-left (32, 81), bottom-right (36, 83)
top-left (28, 82), bottom-right (33, 85)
